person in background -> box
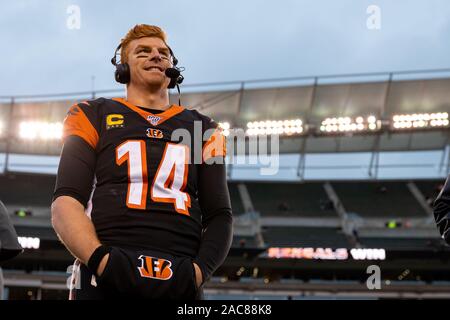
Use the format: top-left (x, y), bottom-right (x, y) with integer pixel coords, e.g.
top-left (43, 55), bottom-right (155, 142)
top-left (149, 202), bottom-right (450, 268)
top-left (0, 200), bottom-right (23, 299)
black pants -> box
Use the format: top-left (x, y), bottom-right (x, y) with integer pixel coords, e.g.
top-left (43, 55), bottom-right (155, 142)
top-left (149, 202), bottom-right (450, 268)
top-left (69, 246), bottom-right (204, 300)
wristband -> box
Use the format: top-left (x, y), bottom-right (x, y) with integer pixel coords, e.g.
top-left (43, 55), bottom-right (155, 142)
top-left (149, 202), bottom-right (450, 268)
top-left (87, 245), bottom-right (112, 275)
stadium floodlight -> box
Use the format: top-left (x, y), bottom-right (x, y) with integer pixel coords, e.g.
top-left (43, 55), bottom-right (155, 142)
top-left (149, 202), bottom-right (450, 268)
top-left (220, 277), bottom-right (228, 283)
top-left (319, 116), bottom-right (379, 134)
top-left (218, 122), bottom-right (231, 137)
top-left (246, 118), bottom-right (303, 136)
top-left (392, 112), bottom-right (449, 130)
top-left (19, 121), bottom-right (63, 140)
top-left (17, 237), bottom-right (40, 250)
top-left (236, 266), bottom-right (245, 277)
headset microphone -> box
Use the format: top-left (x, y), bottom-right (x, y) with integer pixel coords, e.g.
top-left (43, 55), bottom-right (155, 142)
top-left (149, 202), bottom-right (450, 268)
top-left (165, 67), bottom-right (180, 79)
top-left (165, 67), bottom-right (184, 106)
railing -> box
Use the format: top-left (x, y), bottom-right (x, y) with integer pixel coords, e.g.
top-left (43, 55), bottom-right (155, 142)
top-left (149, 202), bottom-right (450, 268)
top-left (0, 67), bottom-right (449, 179)
top-left (1, 67), bottom-right (450, 101)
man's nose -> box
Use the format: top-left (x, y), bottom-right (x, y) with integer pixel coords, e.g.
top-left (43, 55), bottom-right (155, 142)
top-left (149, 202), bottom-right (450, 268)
top-left (148, 48), bottom-right (162, 61)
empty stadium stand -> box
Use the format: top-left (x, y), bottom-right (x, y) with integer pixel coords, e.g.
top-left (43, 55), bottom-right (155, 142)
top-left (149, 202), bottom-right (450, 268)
top-left (0, 173), bottom-right (55, 208)
top-left (231, 235), bottom-right (258, 248)
top-left (358, 237), bottom-right (444, 250)
top-left (261, 226), bottom-right (350, 248)
top-left (228, 182), bottom-right (245, 215)
top-left (332, 181), bottom-right (428, 218)
top-left (415, 179), bottom-right (446, 206)
top-left (245, 182), bottom-right (338, 217)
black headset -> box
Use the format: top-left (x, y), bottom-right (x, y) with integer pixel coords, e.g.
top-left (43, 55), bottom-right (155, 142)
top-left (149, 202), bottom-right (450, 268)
top-left (110, 43), bottom-right (184, 89)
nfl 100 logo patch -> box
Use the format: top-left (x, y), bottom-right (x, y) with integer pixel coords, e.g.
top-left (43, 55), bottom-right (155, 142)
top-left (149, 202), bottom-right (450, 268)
top-left (147, 115), bottom-right (162, 126)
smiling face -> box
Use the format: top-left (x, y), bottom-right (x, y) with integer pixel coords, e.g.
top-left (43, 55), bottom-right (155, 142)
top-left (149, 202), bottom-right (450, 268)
top-left (125, 37), bottom-right (172, 89)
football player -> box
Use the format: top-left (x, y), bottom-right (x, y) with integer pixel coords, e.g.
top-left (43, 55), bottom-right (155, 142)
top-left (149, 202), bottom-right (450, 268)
top-left (51, 24), bottom-right (233, 300)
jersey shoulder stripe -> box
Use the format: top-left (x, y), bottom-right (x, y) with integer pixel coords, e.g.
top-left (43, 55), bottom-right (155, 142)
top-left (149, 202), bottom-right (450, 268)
top-left (187, 109), bottom-right (227, 161)
top-left (62, 98), bottom-right (105, 149)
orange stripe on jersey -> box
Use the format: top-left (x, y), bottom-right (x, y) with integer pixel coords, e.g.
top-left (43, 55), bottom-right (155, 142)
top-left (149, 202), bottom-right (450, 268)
top-left (202, 128), bottom-right (227, 162)
top-left (112, 97), bottom-right (184, 125)
top-left (63, 104), bottom-right (99, 149)
top-left (164, 164), bottom-right (176, 189)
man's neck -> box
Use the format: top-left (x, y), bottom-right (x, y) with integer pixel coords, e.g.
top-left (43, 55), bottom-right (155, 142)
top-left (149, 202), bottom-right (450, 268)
top-left (126, 84), bottom-right (171, 111)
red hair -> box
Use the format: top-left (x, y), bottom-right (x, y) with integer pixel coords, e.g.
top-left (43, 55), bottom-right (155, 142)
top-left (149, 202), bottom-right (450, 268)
top-left (120, 24), bottom-right (168, 64)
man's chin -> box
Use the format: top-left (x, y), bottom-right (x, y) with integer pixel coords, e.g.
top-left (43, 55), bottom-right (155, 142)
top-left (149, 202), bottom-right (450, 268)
top-left (130, 74), bottom-right (169, 90)
top-left (142, 78), bottom-right (167, 89)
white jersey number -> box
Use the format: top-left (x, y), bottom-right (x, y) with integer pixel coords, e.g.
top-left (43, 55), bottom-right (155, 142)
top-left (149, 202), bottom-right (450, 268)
top-left (116, 140), bottom-right (190, 215)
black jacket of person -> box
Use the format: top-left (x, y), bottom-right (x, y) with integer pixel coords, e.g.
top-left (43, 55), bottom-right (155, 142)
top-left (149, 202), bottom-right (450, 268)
top-left (0, 200), bottom-right (22, 263)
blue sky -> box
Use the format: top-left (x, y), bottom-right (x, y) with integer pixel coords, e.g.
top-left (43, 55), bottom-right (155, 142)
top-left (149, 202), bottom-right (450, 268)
top-left (1, 0), bottom-right (450, 96)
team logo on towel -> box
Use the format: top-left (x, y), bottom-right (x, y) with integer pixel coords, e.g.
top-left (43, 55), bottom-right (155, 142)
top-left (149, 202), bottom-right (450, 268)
top-left (137, 255), bottom-right (173, 280)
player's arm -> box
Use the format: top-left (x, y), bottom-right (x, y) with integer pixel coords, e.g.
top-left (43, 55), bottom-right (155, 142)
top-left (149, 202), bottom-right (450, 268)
top-left (433, 175), bottom-right (450, 244)
top-left (193, 122), bottom-right (233, 286)
top-left (51, 103), bottom-right (108, 275)
top-left (51, 136), bottom-right (108, 275)
top-left (194, 161), bottom-right (233, 286)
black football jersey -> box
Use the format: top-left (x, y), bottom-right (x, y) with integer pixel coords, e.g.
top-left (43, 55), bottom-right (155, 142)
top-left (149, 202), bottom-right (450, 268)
top-left (59, 97), bottom-right (226, 258)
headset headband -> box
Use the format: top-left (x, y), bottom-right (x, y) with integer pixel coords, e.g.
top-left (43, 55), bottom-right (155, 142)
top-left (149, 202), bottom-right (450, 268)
top-left (111, 42), bottom-right (177, 66)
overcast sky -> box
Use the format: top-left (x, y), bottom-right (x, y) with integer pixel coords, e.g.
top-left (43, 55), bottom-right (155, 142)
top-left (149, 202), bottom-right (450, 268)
top-left (1, 0), bottom-right (450, 96)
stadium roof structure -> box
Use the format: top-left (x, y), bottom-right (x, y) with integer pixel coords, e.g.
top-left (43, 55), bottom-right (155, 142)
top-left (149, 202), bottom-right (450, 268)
top-left (0, 68), bottom-right (449, 156)
top-left (181, 72), bottom-right (450, 154)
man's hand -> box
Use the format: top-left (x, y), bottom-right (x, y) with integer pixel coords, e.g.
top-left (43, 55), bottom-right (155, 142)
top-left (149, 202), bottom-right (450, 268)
top-left (96, 253), bottom-right (110, 277)
top-left (192, 262), bottom-right (203, 289)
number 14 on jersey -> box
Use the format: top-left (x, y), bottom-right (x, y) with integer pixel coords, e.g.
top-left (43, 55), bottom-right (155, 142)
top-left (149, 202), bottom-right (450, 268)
top-left (116, 140), bottom-right (191, 215)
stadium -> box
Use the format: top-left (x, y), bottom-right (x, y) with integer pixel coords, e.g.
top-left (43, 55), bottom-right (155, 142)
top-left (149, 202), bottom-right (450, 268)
top-left (1, 1), bottom-right (450, 302)
top-left (1, 68), bottom-right (449, 299)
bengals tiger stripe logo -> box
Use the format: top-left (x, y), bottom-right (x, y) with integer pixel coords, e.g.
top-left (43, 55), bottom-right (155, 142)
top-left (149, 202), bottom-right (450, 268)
top-left (146, 128), bottom-right (163, 139)
top-left (137, 255), bottom-right (173, 280)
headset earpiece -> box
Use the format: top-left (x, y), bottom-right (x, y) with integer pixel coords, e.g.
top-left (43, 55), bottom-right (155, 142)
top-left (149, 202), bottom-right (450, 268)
top-left (111, 44), bottom-right (131, 84)
top-left (115, 63), bottom-right (130, 84)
